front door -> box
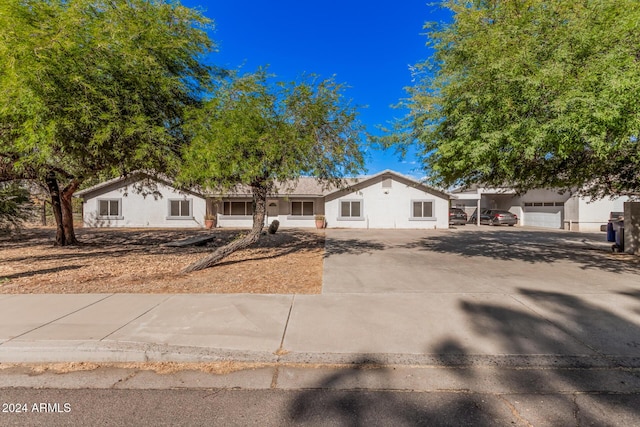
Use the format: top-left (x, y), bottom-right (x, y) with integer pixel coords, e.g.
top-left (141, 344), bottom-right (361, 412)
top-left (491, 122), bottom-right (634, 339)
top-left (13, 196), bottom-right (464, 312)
top-left (267, 201), bottom-right (279, 217)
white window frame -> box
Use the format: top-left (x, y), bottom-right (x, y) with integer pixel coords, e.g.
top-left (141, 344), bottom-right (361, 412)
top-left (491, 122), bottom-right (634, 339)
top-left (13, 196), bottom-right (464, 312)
top-left (410, 199), bottom-right (436, 221)
top-left (222, 200), bottom-right (253, 217)
top-left (289, 200), bottom-right (315, 218)
top-left (338, 199), bottom-right (364, 221)
top-left (167, 199), bottom-right (193, 220)
top-left (97, 198), bottom-right (122, 219)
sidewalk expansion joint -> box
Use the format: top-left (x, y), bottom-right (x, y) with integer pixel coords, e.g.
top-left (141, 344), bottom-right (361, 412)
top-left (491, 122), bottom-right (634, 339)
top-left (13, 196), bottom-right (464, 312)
top-left (276, 295), bottom-right (295, 357)
top-left (0, 293), bottom-right (115, 344)
top-left (99, 294), bottom-right (174, 341)
top-left (271, 295), bottom-right (295, 389)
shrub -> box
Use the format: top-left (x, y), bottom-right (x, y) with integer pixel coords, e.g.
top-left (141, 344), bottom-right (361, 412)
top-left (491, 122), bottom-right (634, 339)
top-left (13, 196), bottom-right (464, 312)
top-left (268, 219), bottom-right (280, 234)
top-left (0, 183), bottom-right (32, 232)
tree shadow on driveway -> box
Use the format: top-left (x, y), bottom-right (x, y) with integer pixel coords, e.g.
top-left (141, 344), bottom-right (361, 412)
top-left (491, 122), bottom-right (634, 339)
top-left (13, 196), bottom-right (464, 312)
top-left (323, 238), bottom-right (387, 257)
top-left (406, 228), bottom-right (640, 274)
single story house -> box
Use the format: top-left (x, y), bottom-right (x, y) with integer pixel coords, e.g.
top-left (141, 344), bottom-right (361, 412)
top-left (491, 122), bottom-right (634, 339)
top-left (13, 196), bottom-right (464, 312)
top-left (75, 170), bottom-right (451, 229)
top-left (451, 186), bottom-right (629, 231)
top-left (75, 173), bottom-right (207, 228)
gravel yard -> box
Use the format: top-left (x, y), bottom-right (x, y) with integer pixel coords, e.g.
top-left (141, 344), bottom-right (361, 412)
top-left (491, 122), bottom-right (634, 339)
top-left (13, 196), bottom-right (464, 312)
top-left (0, 227), bottom-right (324, 294)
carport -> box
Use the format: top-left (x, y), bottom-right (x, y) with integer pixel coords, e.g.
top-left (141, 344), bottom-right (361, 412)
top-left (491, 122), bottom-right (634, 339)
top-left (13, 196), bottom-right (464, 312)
top-left (450, 188), bottom-right (518, 225)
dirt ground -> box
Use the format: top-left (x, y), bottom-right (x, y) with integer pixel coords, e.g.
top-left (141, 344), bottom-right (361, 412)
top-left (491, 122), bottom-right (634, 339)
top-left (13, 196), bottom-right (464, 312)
top-left (0, 227), bottom-right (324, 294)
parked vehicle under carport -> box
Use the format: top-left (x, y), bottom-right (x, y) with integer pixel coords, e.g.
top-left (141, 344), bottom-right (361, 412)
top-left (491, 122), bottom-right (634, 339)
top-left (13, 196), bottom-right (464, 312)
top-left (449, 208), bottom-right (468, 225)
top-left (470, 209), bottom-right (518, 226)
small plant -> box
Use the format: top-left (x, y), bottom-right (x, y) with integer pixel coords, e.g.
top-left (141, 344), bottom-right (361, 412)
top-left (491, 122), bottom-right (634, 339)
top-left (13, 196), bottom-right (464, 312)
top-left (314, 215), bottom-right (325, 221)
top-left (204, 213), bottom-right (216, 229)
top-left (268, 219), bottom-right (280, 234)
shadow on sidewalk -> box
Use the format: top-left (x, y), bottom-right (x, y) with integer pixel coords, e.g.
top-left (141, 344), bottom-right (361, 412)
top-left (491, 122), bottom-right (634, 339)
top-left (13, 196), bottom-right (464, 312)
top-left (288, 289), bottom-right (640, 425)
top-left (427, 288), bottom-right (640, 424)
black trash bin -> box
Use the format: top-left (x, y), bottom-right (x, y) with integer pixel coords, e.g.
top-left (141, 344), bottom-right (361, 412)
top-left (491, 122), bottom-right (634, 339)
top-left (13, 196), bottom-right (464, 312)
top-left (613, 220), bottom-right (625, 252)
top-left (607, 221), bottom-right (616, 242)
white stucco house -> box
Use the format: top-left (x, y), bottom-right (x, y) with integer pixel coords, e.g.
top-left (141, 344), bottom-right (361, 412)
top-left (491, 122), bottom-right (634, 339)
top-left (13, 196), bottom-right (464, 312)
top-left (451, 186), bottom-right (629, 231)
top-left (76, 170), bottom-right (451, 229)
top-left (75, 173), bottom-right (207, 228)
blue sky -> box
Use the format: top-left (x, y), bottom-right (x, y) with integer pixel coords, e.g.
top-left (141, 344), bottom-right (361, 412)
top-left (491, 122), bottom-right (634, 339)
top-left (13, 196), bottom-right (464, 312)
top-left (180, 1), bottom-right (451, 178)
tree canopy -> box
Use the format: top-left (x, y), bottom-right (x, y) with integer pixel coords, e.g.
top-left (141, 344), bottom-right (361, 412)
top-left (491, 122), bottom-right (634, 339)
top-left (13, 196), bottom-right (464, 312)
top-left (0, 0), bottom-right (214, 244)
top-left (180, 70), bottom-right (364, 192)
top-left (400, 0), bottom-right (640, 197)
top-left (180, 70), bottom-right (365, 272)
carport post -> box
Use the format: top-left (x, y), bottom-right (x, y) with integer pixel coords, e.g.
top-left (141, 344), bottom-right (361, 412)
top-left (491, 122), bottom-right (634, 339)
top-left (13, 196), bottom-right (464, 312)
top-left (477, 198), bottom-right (481, 226)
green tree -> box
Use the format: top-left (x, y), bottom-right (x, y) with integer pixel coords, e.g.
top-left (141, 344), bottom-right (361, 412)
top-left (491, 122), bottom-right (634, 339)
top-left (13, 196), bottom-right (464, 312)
top-left (0, 0), bottom-right (214, 245)
top-left (400, 0), bottom-right (640, 197)
top-left (180, 71), bottom-right (365, 272)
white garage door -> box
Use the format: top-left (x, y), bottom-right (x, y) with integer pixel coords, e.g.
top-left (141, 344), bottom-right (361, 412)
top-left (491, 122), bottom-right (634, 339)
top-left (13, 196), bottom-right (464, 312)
top-left (523, 206), bottom-right (563, 229)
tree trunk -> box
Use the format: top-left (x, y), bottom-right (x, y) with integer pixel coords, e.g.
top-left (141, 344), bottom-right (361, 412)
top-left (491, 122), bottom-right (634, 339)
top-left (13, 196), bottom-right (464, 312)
top-left (45, 173), bottom-right (80, 246)
top-left (41, 201), bottom-right (47, 226)
top-left (45, 172), bottom-right (65, 246)
top-left (182, 183), bottom-right (268, 273)
top-left (60, 179), bottom-right (80, 245)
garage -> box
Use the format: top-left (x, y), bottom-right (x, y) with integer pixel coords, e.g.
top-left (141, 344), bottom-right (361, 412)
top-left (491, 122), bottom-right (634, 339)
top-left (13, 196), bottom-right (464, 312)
top-left (522, 203), bottom-right (564, 229)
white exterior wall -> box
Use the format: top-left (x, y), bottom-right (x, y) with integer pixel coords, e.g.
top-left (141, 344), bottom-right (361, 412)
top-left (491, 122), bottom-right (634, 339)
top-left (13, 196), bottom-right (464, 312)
top-left (83, 182), bottom-right (206, 228)
top-left (564, 196), bottom-right (580, 224)
top-left (576, 196), bottom-right (629, 232)
top-left (324, 179), bottom-right (449, 229)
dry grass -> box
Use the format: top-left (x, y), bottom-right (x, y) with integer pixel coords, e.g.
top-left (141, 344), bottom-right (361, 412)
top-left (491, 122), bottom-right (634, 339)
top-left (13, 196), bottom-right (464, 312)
top-left (0, 361), bottom-right (389, 375)
top-left (0, 227), bottom-right (324, 294)
top-left (0, 361), bottom-right (269, 375)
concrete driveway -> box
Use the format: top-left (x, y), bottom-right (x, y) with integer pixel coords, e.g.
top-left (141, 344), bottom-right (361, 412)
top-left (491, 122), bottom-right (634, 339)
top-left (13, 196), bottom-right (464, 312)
top-left (323, 226), bottom-right (640, 294)
top-left (315, 226), bottom-right (640, 363)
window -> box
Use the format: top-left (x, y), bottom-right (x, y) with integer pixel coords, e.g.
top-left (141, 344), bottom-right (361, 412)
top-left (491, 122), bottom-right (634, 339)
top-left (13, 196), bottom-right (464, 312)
top-left (168, 199), bottom-right (191, 218)
top-left (98, 199), bottom-right (120, 218)
top-left (412, 200), bottom-right (434, 219)
top-left (291, 201), bottom-right (314, 216)
top-left (525, 201), bottom-right (564, 207)
top-left (340, 200), bottom-right (362, 219)
top-left (223, 201), bottom-right (253, 216)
